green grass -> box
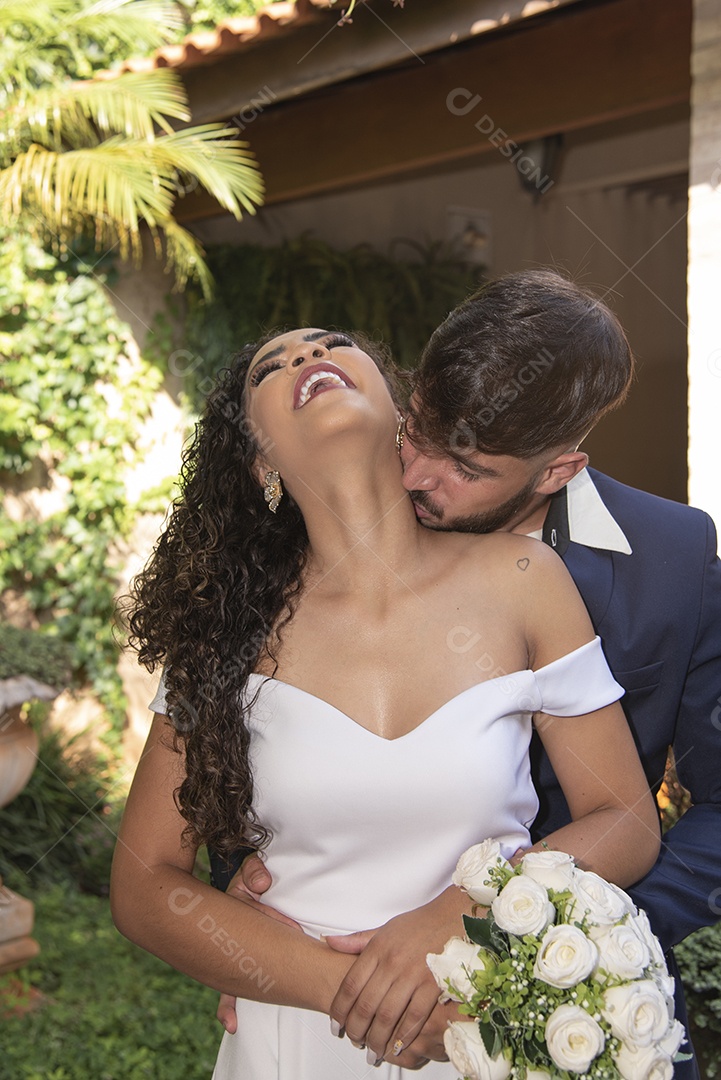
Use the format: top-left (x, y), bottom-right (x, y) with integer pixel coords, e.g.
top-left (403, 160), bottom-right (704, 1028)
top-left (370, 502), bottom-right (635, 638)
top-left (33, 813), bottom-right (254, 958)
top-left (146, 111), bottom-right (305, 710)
top-left (1, 881), bottom-right (223, 1080)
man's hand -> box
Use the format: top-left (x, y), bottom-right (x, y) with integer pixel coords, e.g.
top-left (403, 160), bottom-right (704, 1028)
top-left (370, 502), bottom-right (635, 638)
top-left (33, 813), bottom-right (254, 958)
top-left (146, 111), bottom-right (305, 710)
top-left (228, 853), bottom-right (273, 900)
top-left (216, 855), bottom-right (299, 1034)
top-left (325, 885), bottom-right (476, 1062)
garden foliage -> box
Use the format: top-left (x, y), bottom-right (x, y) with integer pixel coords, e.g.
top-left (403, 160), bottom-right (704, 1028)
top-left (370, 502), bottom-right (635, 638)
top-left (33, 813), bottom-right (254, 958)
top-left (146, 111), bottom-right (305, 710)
top-left (0, 0), bottom-right (263, 294)
top-left (0, 232), bottom-right (162, 727)
top-left (0, 721), bottom-right (120, 893)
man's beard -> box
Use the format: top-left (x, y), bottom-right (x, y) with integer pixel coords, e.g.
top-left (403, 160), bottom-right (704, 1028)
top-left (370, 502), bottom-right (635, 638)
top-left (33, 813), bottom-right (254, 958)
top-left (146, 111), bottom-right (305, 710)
top-left (409, 473), bottom-right (542, 534)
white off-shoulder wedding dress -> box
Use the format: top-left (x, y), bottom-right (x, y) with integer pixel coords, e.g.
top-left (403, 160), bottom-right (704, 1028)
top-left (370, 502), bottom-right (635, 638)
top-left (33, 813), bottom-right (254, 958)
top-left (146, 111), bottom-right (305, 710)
top-left (150, 636), bottom-right (622, 1080)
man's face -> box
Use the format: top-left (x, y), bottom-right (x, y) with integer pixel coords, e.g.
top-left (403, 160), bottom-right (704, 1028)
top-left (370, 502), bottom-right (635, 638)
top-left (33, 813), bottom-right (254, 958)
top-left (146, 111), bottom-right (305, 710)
top-left (400, 415), bottom-right (549, 534)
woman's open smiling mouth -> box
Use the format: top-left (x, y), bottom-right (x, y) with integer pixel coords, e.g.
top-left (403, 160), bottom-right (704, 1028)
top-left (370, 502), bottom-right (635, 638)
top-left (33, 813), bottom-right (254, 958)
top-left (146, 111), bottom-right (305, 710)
top-left (293, 364), bottom-right (356, 409)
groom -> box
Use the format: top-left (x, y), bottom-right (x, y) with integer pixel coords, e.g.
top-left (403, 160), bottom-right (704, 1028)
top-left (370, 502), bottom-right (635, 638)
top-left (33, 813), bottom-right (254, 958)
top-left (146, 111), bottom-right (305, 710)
top-left (217, 271), bottom-right (721, 1076)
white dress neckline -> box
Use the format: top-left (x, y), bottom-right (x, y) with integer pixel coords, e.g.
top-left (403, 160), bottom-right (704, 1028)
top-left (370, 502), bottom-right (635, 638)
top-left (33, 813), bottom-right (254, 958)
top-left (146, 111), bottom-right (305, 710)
top-left (246, 668), bottom-right (536, 743)
top-left (245, 635), bottom-right (606, 742)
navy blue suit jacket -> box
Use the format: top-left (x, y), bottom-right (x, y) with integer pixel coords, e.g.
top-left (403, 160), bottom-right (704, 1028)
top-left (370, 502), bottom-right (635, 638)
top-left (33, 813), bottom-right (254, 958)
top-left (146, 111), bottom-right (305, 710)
top-left (532, 468), bottom-right (721, 955)
top-left (532, 468), bottom-right (721, 1078)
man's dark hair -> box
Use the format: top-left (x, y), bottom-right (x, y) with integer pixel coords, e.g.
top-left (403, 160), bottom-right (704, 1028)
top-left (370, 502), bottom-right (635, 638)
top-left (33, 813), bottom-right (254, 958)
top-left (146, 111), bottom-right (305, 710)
top-left (411, 269), bottom-right (634, 459)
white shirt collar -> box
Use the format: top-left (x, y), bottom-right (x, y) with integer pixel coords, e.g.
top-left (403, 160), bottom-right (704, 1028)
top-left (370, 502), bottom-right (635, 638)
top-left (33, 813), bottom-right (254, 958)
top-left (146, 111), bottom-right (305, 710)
top-left (564, 469), bottom-right (632, 555)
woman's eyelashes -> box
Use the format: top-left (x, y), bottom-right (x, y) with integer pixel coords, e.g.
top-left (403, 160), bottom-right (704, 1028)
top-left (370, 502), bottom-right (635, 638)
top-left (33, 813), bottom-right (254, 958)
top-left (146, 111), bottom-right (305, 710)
top-left (250, 359), bottom-right (284, 386)
top-left (323, 333), bottom-right (356, 350)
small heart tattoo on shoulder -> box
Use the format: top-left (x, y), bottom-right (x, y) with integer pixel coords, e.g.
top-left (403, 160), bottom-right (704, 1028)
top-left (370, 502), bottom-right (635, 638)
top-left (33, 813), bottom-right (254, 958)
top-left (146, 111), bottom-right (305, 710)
top-left (516, 558), bottom-right (530, 571)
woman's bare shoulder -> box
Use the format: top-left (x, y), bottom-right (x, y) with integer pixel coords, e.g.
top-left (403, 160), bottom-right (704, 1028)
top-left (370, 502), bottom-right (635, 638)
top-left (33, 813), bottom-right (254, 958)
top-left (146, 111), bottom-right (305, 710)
top-left (430, 531), bottom-right (574, 620)
top-left (442, 530), bottom-right (563, 574)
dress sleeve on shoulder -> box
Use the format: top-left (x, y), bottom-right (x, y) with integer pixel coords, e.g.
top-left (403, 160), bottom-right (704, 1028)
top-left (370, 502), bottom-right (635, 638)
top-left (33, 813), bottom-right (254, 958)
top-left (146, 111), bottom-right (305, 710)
top-left (148, 669), bottom-right (168, 715)
top-left (532, 636), bottom-right (624, 717)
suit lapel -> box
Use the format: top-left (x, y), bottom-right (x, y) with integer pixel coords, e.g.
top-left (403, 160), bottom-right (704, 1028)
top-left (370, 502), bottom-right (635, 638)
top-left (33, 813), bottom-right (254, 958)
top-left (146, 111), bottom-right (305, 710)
top-left (542, 487), bottom-right (615, 630)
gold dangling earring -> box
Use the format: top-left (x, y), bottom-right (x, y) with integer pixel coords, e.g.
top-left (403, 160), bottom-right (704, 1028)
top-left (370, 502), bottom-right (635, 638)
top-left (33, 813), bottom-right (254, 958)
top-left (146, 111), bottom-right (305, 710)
top-left (264, 470), bottom-right (283, 513)
top-left (395, 416), bottom-right (406, 456)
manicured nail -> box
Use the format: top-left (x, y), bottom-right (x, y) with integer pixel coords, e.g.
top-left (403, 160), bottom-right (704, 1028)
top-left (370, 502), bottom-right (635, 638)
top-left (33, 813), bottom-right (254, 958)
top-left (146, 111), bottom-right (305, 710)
top-left (366, 1048), bottom-right (381, 1066)
top-left (330, 1018), bottom-right (341, 1037)
top-left (392, 1038), bottom-right (404, 1057)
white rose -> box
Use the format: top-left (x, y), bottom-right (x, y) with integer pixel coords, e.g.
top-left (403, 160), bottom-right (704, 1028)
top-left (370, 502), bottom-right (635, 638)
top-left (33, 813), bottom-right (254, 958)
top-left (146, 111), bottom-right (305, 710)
top-left (533, 923), bottom-right (598, 988)
top-left (602, 981), bottom-right (670, 1048)
top-left (653, 968), bottom-right (676, 1009)
top-left (613, 1042), bottom-right (674, 1080)
top-left (659, 1019), bottom-right (686, 1058)
top-left (443, 1021), bottom-right (511, 1080)
top-left (521, 849), bottom-right (576, 893)
top-left (567, 870), bottom-right (634, 927)
top-left (632, 909), bottom-right (668, 972)
top-left (491, 875), bottom-right (555, 937)
top-left (545, 1003), bottom-right (605, 1073)
top-left (594, 921), bottom-right (651, 981)
top-left (630, 912), bottom-right (674, 1005)
top-left (426, 937), bottom-right (491, 1003)
top-left (453, 841), bottom-right (510, 905)
top-left (660, 1015), bottom-right (686, 1058)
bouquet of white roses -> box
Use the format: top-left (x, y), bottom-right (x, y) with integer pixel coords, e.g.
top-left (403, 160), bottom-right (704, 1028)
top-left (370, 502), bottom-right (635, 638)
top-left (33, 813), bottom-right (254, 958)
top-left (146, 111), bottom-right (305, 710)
top-left (427, 841), bottom-right (690, 1080)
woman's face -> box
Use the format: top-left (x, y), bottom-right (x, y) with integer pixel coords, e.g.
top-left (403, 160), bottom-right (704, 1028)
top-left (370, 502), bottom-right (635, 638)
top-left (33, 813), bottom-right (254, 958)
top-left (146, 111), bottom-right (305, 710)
top-left (245, 329), bottom-right (398, 479)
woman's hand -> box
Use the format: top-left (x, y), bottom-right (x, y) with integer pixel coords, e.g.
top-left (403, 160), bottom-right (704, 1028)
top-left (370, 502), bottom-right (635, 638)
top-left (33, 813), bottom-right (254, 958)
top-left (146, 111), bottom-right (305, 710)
top-left (389, 999), bottom-right (459, 1068)
top-left (326, 885), bottom-right (475, 1062)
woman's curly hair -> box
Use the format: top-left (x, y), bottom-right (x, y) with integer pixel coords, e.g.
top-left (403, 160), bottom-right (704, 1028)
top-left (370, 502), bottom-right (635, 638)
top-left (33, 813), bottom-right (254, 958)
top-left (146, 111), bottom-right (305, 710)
top-left (123, 330), bottom-right (403, 857)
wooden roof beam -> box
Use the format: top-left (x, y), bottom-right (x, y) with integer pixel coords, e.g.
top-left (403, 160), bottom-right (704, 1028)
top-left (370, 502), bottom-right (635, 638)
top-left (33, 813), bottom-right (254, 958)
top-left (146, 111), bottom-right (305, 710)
top-left (182, 0), bottom-right (583, 124)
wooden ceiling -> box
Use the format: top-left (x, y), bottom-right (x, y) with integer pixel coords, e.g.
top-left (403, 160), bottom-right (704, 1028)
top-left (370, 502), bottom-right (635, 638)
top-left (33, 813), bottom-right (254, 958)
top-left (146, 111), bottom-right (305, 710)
top-left (173, 0), bottom-right (691, 221)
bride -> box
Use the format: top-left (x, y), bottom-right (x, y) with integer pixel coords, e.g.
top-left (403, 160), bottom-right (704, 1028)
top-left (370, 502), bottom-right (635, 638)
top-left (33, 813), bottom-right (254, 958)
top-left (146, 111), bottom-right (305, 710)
top-left (111, 328), bottom-right (660, 1077)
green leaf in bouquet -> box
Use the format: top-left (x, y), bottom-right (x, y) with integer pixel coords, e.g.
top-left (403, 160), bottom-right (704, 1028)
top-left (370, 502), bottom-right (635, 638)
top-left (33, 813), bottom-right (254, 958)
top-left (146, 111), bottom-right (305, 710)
top-left (491, 923), bottom-right (513, 955)
top-left (463, 915), bottom-right (497, 950)
top-left (477, 1016), bottom-right (504, 1059)
top-left (549, 887), bottom-right (574, 922)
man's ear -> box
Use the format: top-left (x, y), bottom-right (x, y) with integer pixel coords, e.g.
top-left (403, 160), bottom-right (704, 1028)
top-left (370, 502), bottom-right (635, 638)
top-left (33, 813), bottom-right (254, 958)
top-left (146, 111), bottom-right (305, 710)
top-left (534, 450), bottom-right (589, 496)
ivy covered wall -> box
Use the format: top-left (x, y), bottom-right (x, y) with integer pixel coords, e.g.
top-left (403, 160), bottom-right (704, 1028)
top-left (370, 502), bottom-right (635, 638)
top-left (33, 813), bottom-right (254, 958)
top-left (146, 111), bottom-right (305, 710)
top-left (0, 233), bottom-right (164, 732)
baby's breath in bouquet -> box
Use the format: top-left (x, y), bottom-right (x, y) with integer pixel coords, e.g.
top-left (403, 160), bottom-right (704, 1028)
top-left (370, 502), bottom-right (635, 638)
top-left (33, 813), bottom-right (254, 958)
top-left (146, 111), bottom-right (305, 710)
top-left (427, 841), bottom-right (690, 1080)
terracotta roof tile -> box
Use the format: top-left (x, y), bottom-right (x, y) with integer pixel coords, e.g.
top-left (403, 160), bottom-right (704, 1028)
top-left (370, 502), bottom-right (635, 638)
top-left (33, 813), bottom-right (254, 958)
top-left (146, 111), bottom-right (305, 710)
top-left (112, 0), bottom-right (334, 76)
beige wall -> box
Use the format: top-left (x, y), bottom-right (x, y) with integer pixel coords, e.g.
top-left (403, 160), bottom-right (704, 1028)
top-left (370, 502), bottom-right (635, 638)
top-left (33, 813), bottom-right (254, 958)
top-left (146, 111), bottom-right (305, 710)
top-left (688, 0), bottom-right (721, 529)
top-left (192, 106), bottom-right (690, 503)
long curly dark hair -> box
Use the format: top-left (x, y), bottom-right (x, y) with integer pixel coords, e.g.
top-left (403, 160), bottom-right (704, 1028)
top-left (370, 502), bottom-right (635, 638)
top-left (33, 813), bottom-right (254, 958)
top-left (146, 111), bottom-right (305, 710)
top-left (123, 330), bottom-right (402, 856)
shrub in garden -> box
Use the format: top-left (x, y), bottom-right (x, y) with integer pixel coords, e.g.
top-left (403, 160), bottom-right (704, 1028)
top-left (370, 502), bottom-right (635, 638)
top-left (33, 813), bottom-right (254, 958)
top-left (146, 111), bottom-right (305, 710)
top-left (0, 722), bottom-right (120, 895)
top-left (676, 922), bottom-right (721, 1076)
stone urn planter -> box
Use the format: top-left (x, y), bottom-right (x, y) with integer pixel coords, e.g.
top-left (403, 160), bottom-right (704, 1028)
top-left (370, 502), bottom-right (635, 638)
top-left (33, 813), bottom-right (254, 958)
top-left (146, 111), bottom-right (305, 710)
top-left (0, 675), bottom-right (59, 975)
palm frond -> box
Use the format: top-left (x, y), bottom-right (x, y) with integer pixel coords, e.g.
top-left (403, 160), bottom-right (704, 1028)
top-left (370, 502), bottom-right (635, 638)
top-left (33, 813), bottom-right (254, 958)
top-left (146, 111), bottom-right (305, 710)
top-left (1, 70), bottom-right (191, 162)
top-left (158, 216), bottom-right (213, 297)
top-left (0, 0), bottom-right (267, 293)
top-left (65, 0), bottom-right (184, 52)
top-left (0, 0), bottom-right (181, 51)
top-left (72, 71), bottom-right (191, 136)
top-left (147, 125), bottom-right (265, 217)
top-left (0, 133), bottom-right (263, 286)
top-left (0, 141), bottom-right (175, 240)
top-left (0, 0), bottom-right (181, 88)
